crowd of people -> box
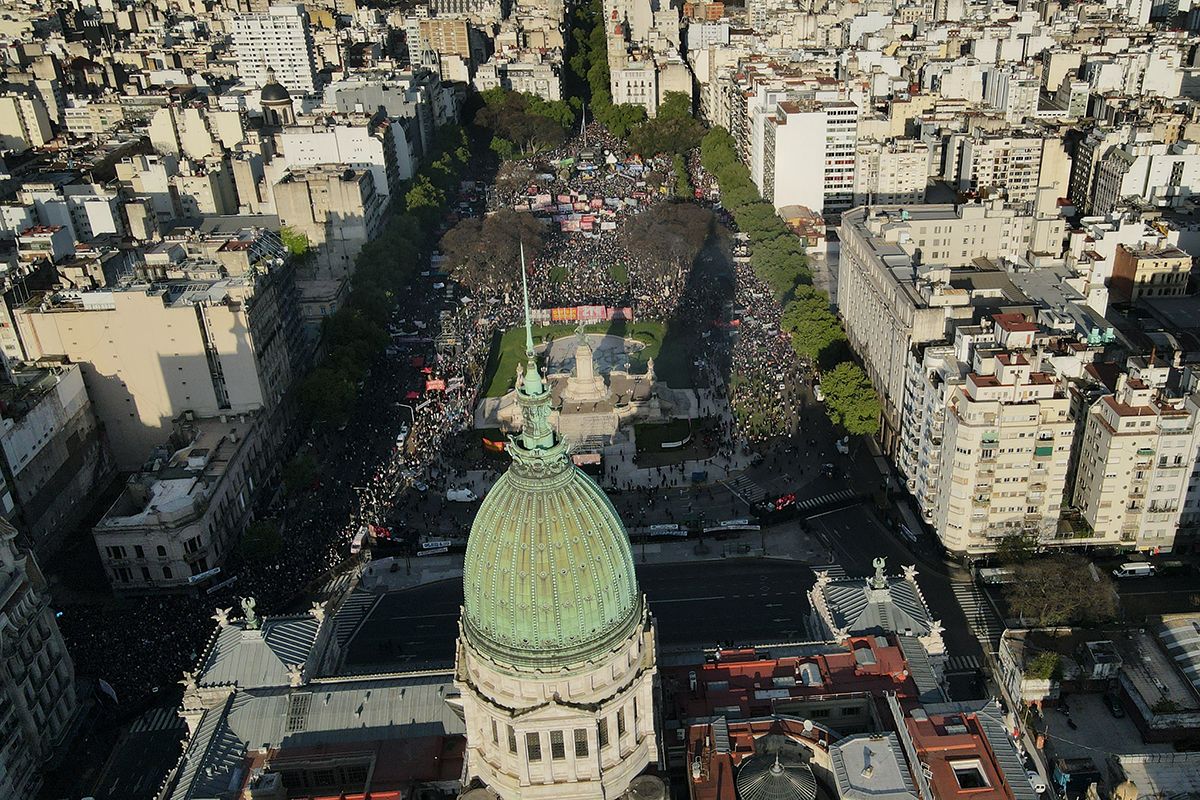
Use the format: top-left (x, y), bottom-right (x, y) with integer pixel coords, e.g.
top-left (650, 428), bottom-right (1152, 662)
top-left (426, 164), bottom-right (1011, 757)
top-left (57, 126), bottom-right (812, 710)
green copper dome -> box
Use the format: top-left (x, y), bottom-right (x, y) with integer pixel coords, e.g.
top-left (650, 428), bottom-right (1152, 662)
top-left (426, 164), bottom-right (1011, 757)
top-left (461, 261), bottom-right (641, 669)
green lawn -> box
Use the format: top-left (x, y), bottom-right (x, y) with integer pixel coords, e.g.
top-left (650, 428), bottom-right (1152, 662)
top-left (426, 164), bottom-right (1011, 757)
top-left (480, 319), bottom-right (690, 397)
top-left (634, 418), bottom-right (693, 452)
top-left (634, 417), bottom-right (719, 467)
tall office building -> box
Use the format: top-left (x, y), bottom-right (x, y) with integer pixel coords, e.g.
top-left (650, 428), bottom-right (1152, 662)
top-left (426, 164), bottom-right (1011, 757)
top-left (0, 518), bottom-right (77, 799)
top-left (231, 5), bottom-right (318, 94)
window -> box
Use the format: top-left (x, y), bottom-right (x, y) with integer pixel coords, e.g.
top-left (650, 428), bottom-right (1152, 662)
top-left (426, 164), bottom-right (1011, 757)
top-left (134, 545), bottom-right (144, 559)
top-left (157, 545), bottom-right (166, 557)
top-left (598, 718), bottom-right (609, 748)
top-left (617, 709), bottom-right (626, 737)
top-left (140, 567), bottom-right (150, 580)
top-left (951, 760), bottom-right (990, 789)
top-left (507, 725), bottom-right (517, 754)
top-left (163, 566), bottom-right (173, 580)
top-left (550, 730), bottom-right (565, 760)
top-left (492, 719), bottom-right (498, 745)
top-left (526, 732), bottom-right (542, 761)
top-left (575, 729), bottom-right (589, 757)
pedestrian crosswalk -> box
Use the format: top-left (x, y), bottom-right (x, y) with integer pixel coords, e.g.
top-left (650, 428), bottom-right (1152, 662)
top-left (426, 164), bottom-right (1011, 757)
top-left (810, 563), bottom-right (848, 579)
top-left (725, 474), bottom-right (766, 504)
top-left (129, 706), bottom-right (186, 734)
top-left (952, 581), bottom-right (1006, 653)
top-left (945, 654), bottom-right (984, 673)
top-left (334, 590), bottom-right (383, 648)
top-left (796, 489), bottom-right (857, 513)
top-left (321, 571), bottom-right (355, 600)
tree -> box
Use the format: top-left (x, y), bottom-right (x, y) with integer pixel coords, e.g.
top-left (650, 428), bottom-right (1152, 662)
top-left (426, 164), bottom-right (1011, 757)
top-left (405, 175), bottom-right (446, 225)
top-left (820, 362), bottom-right (881, 436)
top-left (439, 209), bottom-right (547, 291)
top-left (299, 365), bottom-right (358, 422)
top-left (282, 452), bottom-right (318, 495)
top-left (279, 226), bottom-right (310, 259)
top-left (627, 96), bottom-right (703, 156)
top-left (240, 518), bottom-right (283, 560)
top-left (594, 100), bottom-right (647, 139)
top-left (672, 153), bottom-right (692, 199)
top-left (1004, 555), bottom-right (1118, 626)
top-left (1024, 652), bottom-right (1062, 681)
top-left (474, 89), bottom-right (571, 155)
top-left (701, 126), bottom-right (738, 174)
top-left (621, 203), bottom-right (714, 275)
top-left (995, 533), bottom-right (1039, 565)
top-left (782, 290), bottom-right (845, 363)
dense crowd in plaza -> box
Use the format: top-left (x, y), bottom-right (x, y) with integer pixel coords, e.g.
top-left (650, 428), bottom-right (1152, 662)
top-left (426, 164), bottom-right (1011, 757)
top-left (58, 128), bottom-right (811, 709)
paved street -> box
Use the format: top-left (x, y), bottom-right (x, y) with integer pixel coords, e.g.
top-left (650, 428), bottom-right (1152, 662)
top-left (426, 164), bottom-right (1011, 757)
top-left (91, 705), bottom-right (188, 800)
top-left (345, 560), bottom-right (817, 670)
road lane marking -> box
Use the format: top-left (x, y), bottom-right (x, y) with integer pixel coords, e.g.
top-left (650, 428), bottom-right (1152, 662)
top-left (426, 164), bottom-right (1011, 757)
top-left (653, 595), bottom-right (727, 604)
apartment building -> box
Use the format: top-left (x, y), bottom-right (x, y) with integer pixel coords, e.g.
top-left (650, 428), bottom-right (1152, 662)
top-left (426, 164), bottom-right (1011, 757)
top-left (0, 90), bottom-right (52, 153)
top-left (0, 365), bottom-right (113, 559)
top-left (853, 139), bottom-right (931, 206)
top-left (763, 100), bottom-right (857, 216)
top-left (1072, 358), bottom-right (1200, 553)
top-left (231, 5), bottom-right (318, 94)
top-left (955, 133), bottom-right (1045, 203)
top-left (0, 518), bottom-right (77, 800)
top-left (13, 260), bottom-right (302, 471)
top-left (611, 61), bottom-right (659, 117)
top-left (279, 113), bottom-right (416, 197)
top-left (473, 58), bottom-right (563, 102)
top-left (62, 99), bottom-right (125, 137)
top-left (1110, 243), bottom-right (1192, 303)
top-left (838, 203), bottom-right (1067, 452)
top-left (898, 327), bottom-right (992, 522)
top-left (932, 316), bottom-right (1076, 555)
top-left (418, 18), bottom-right (473, 62)
top-left (273, 165), bottom-right (387, 278)
top-left (93, 412), bottom-right (268, 593)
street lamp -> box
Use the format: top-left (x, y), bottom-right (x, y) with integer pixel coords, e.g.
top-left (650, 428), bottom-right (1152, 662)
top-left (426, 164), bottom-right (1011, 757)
top-left (399, 404), bottom-right (416, 425)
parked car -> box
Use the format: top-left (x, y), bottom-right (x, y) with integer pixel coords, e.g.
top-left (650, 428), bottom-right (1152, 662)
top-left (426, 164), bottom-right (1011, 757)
top-left (1104, 693), bottom-right (1126, 718)
top-left (1112, 562), bottom-right (1155, 579)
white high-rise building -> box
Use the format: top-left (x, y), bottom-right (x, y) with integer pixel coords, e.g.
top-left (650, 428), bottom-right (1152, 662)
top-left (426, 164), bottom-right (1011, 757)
top-left (1072, 357), bottom-right (1200, 553)
top-left (762, 99), bottom-right (858, 216)
top-left (231, 5), bottom-right (318, 95)
top-left (932, 315), bottom-right (1076, 556)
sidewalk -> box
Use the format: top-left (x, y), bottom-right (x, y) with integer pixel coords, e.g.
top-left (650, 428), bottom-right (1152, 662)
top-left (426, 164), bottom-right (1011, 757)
top-left (359, 521), bottom-right (830, 593)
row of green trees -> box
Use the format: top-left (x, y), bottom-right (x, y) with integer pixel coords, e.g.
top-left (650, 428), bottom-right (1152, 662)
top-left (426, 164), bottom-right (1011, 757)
top-left (475, 88), bottom-right (575, 158)
top-left (297, 125), bottom-right (472, 424)
top-left (698, 127), bottom-right (881, 437)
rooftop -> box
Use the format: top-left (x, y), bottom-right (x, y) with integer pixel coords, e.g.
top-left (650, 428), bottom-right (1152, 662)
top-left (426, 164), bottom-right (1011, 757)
top-left (96, 415), bottom-right (254, 531)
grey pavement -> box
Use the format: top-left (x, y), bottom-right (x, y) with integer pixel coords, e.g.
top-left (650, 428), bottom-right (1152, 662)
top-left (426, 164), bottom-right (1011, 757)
top-left (345, 559), bottom-right (820, 672)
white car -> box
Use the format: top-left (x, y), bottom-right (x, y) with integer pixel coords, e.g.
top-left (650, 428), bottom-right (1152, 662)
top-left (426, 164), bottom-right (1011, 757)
top-left (446, 487), bottom-right (479, 502)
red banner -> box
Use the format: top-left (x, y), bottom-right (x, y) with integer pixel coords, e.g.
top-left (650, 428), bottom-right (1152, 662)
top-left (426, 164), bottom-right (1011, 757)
top-left (426, 379), bottom-right (446, 391)
top-left (482, 438), bottom-right (505, 452)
